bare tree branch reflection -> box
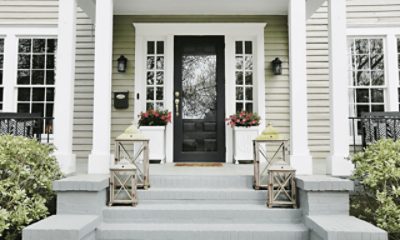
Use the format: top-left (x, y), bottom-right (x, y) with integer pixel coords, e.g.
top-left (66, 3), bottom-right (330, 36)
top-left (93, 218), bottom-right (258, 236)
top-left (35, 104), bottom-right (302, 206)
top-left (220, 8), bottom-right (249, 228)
top-left (182, 55), bottom-right (217, 119)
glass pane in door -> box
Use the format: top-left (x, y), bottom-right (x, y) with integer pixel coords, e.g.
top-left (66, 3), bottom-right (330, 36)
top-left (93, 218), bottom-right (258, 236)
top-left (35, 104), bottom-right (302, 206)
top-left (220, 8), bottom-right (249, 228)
top-left (181, 54), bottom-right (217, 152)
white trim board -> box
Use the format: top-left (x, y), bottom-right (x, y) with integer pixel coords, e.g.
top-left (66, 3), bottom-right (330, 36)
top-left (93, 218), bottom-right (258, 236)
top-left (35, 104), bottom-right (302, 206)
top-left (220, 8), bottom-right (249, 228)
top-left (347, 27), bottom-right (400, 36)
top-left (133, 23), bottom-right (267, 163)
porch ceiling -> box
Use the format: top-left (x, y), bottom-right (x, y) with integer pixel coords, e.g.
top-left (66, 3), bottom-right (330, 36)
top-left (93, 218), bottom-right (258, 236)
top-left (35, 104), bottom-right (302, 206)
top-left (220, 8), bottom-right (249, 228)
top-left (114, 0), bottom-right (289, 15)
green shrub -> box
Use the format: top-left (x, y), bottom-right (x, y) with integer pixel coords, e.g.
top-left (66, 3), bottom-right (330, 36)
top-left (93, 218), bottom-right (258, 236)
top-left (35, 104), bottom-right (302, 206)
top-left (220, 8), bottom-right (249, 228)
top-left (351, 139), bottom-right (400, 240)
top-left (0, 135), bottom-right (62, 240)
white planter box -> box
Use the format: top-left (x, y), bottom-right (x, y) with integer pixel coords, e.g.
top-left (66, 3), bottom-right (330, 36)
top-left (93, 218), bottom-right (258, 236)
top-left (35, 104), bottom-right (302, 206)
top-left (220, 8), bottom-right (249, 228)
top-left (233, 126), bottom-right (260, 164)
top-left (139, 126), bottom-right (166, 163)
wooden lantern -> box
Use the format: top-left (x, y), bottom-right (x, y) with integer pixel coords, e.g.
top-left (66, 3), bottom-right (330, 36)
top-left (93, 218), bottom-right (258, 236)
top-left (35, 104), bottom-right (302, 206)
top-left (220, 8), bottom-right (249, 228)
top-left (253, 123), bottom-right (289, 190)
top-left (267, 161), bottom-right (296, 208)
top-left (109, 161), bottom-right (138, 206)
top-left (115, 123), bottom-right (150, 189)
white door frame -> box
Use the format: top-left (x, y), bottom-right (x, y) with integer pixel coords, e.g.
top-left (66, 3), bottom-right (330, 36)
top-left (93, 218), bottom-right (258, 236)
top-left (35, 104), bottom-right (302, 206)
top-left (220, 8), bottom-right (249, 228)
top-left (133, 23), bottom-right (266, 163)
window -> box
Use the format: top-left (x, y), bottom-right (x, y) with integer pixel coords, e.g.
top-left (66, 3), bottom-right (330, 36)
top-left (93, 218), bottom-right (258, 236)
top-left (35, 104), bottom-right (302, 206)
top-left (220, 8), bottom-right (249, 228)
top-left (145, 40), bottom-right (164, 110)
top-left (0, 38), bottom-right (4, 110)
top-left (235, 41), bottom-right (254, 112)
top-left (16, 38), bottom-right (57, 133)
top-left (349, 37), bottom-right (385, 117)
top-left (398, 38), bottom-right (400, 110)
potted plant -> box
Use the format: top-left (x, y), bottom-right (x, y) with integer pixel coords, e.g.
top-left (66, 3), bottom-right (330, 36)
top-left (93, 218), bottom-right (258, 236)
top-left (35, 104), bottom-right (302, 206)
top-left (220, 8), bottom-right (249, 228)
top-left (138, 109), bottom-right (171, 163)
top-left (226, 111), bottom-right (261, 164)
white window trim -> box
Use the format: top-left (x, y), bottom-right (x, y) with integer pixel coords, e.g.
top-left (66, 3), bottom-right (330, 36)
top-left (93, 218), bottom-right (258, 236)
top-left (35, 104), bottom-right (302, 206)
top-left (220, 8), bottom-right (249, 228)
top-left (347, 27), bottom-right (400, 145)
top-left (133, 23), bottom-right (266, 163)
top-left (0, 26), bottom-right (57, 112)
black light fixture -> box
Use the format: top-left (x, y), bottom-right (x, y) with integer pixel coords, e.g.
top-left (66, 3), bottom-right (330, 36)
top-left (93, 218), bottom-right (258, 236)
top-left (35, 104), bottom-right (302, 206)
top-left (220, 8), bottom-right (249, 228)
top-left (117, 55), bottom-right (128, 73)
top-left (271, 57), bottom-right (282, 75)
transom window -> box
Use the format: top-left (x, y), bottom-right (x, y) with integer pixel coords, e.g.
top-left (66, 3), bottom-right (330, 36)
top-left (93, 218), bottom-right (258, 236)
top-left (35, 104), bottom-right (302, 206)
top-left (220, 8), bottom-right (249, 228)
top-left (16, 38), bottom-right (57, 133)
top-left (0, 38), bottom-right (4, 110)
top-left (235, 41), bottom-right (254, 112)
top-left (348, 37), bottom-right (385, 120)
top-left (145, 40), bottom-right (165, 110)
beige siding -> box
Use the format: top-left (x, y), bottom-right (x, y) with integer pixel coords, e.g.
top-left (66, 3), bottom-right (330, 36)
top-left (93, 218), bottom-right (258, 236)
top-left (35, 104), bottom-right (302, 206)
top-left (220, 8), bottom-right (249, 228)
top-left (0, 0), bottom-right (58, 25)
top-left (73, 13), bottom-right (94, 173)
top-left (111, 15), bottom-right (290, 154)
top-left (0, 0), bottom-right (94, 173)
top-left (307, 0), bottom-right (400, 174)
top-left (307, 3), bottom-right (330, 174)
top-left (347, 0), bottom-right (400, 25)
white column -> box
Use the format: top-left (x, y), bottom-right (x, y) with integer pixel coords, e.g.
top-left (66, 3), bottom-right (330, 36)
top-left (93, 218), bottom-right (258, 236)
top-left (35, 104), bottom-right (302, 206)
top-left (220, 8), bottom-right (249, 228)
top-left (288, 0), bottom-right (313, 175)
top-left (2, 34), bottom-right (18, 112)
top-left (386, 34), bottom-right (399, 112)
top-left (88, 0), bottom-right (114, 174)
top-left (327, 0), bottom-right (354, 176)
top-left (53, 0), bottom-right (77, 174)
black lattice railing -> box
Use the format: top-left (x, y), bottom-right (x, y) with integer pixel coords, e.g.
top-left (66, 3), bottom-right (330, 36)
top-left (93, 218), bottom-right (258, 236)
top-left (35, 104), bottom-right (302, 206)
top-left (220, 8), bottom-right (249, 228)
top-left (349, 112), bottom-right (400, 153)
top-left (0, 112), bottom-right (53, 144)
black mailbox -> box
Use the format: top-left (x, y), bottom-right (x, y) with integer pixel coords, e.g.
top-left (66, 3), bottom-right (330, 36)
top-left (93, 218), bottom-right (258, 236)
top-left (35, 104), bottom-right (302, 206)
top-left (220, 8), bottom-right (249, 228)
top-left (114, 91), bottom-right (129, 109)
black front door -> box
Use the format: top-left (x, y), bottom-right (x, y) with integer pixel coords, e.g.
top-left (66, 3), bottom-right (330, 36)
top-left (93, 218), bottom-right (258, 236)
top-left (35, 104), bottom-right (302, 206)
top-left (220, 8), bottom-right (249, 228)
top-left (174, 36), bottom-right (225, 162)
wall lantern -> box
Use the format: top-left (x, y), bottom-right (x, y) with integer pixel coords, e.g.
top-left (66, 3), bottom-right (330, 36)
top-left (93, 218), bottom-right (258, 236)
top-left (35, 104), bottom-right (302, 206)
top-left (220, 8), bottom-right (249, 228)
top-left (271, 57), bottom-right (282, 75)
top-left (117, 55), bottom-right (128, 73)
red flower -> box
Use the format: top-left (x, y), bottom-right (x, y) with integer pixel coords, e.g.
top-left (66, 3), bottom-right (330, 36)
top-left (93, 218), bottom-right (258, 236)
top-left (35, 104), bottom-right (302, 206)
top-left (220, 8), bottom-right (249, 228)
top-left (225, 111), bottom-right (260, 128)
top-left (138, 109), bottom-right (172, 126)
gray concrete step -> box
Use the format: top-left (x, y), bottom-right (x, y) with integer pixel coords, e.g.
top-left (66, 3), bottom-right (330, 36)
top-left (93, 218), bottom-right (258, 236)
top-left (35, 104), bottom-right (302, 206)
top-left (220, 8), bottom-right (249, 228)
top-left (102, 204), bottom-right (302, 224)
top-left (150, 175), bottom-right (254, 189)
top-left (96, 223), bottom-right (309, 240)
top-left (137, 188), bottom-right (267, 202)
top-left (22, 215), bottom-right (100, 240)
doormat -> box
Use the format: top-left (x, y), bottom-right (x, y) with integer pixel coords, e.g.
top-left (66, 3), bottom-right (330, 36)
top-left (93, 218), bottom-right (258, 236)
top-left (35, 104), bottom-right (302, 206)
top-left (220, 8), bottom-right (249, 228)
top-left (175, 162), bottom-right (224, 167)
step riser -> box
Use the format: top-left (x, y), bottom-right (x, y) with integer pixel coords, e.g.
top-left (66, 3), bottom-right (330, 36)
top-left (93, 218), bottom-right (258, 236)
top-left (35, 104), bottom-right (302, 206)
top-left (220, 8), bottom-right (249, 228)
top-left (150, 175), bottom-right (254, 189)
top-left (97, 230), bottom-right (308, 240)
top-left (138, 200), bottom-right (266, 204)
top-left (103, 210), bottom-right (302, 224)
top-left (137, 190), bottom-right (266, 201)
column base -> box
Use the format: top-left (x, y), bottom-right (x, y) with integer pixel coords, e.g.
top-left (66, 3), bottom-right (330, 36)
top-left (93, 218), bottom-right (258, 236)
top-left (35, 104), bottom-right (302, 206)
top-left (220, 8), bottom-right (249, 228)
top-left (54, 152), bottom-right (76, 175)
top-left (290, 154), bottom-right (313, 175)
top-left (88, 153), bottom-right (112, 174)
top-left (327, 155), bottom-right (354, 176)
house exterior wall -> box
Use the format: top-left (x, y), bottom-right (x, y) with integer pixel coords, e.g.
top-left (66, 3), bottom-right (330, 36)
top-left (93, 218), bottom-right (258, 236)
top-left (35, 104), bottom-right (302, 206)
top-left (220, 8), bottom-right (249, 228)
top-left (0, 0), bottom-right (58, 25)
top-left (307, 0), bottom-right (400, 174)
top-left (347, 0), bottom-right (400, 25)
top-left (307, 3), bottom-right (330, 175)
top-left (0, 0), bottom-right (95, 173)
top-left (110, 15), bottom-right (290, 159)
top-left (2, 0), bottom-right (399, 174)
top-left (73, 15), bottom-right (94, 173)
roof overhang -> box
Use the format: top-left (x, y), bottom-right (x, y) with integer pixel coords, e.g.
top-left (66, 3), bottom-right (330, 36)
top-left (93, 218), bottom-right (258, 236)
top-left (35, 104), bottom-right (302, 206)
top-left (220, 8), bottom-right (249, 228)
top-left (77, 0), bottom-right (326, 21)
top-left (114, 0), bottom-right (289, 15)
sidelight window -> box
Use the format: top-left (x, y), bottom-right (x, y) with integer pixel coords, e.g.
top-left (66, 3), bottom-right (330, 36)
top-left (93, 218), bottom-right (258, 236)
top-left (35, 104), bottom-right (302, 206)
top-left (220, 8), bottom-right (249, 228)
top-left (145, 40), bottom-right (165, 110)
top-left (235, 40), bottom-right (254, 112)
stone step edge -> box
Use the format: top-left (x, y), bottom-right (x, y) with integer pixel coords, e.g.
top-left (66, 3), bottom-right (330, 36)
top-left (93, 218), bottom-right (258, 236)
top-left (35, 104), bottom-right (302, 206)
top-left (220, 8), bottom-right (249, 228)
top-left (102, 204), bottom-right (298, 211)
top-left (138, 188), bottom-right (266, 191)
top-left (22, 215), bottom-right (100, 240)
top-left (97, 222), bottom-right (308, 232)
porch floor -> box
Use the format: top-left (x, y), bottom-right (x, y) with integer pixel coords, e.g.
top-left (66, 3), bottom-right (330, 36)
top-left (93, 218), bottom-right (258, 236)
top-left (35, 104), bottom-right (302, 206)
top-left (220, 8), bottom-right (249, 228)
top-left (149, 163), bottom-right (253, 176)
